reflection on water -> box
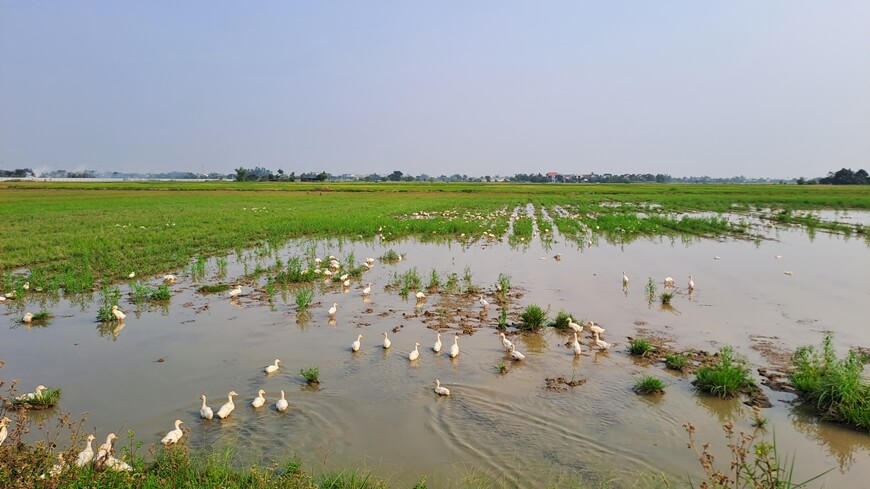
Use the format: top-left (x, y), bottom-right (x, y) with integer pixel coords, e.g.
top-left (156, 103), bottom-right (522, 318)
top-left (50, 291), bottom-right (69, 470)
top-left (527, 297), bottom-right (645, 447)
top-left (2, 215), bottom-right (870, 487)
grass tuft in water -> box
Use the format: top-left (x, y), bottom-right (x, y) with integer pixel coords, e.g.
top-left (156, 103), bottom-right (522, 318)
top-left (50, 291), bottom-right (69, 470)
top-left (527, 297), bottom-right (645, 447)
top-left (13, 387), bottom-right (62, 409)
top-left (96, 285), bottom-right (122, 322)
top-left (634, 375), bottom-right (665, 395)
top-left (299, 366), bottom-right (320, 384)
top-left (628, 337), bottom-right (656, 357)
top-left (645, 277), bottom-right (657, 304)
top-left (197, 283), bottom-right (231, 294)
top-left (694, 346), bottom-right (756, 399)
top-left (380, 249), bottom-right (401, 263)
top-left (659, 292), bottom-right (674, 305)
top-left (519, 304), bottom-right (548, 332)
top-left (549, 310), bottom-right (572, 330)
top-left (665, 353), bottom-right (689, 371)
top-left (295, 287), bottom-right (314, 310)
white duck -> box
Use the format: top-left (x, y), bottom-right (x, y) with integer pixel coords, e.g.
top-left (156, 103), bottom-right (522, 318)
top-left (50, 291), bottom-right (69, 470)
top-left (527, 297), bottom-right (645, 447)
top-left (22, 312), bottom-right (33, 323)
top-left (479, 297), bottom-right (489, 308)
top-left (593, 331), bottom-right (611, 351)
top-left (572, 332), bottom-right (583, 356)
top-left (229, 285), bottom-right (242, 298)
top-left (251, 389), bottom-right (266, 408)
top-left (351, 334), bottom-right (362, 352)
top-left (95, 433), bottom-right (117, 465)
top-left (434, 379), bottom-right (450, 396)
top-left (199, 394), bottom-right (213, 419)
top-left (363, 283), bottom-right (372, 295)
top-left (76, 434), bottom-right (95, 467)
top-left (16, 384), bottom-right (47, 401)
top-left (328, 303), bottom-right (338, 316)
top-left (415, 291), bottom-right (426, 300)
top-left (275, 390), bottom-right (289, 412)
top-left (622, 271), bottom-right (629, 287)
top-left (0, 417), bottom-right (10, 447)
top-left (432, 332), bottom-right (442, 353)
top-left (264, 358), bottom-right (281, 374)
top-left (688, 275), bottom-right (695, 290)
top-left (567, 317), bottom-right (583, 334)
top-left (449, 334), bottom-right (460, 358)
top-left (509, 344), bottom-right (526, 361)
top-left (409, 342), bottom-right (420, 361)
top-left (499, 332), bottom-right (513, 351)
top-left (382, 332), bottom-right (392, 349)
top-left (46, 453), bottom-right (66, 477)
top-left (160, 419), bottom-right (184, 445)
top-left (163, 274), bottom-right (177, 284)
top-left (664, 276), bottom-right (675, 287)
top-left (216, 391), bottom-right (238, 419)
top-left (587, 321), bottom-right (605, 336)
top-left (111, 305), bottom-right (126, 322)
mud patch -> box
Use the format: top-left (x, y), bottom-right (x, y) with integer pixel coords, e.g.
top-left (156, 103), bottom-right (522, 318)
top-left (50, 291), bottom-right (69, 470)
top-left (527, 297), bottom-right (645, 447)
top-left (544, 376), bottom-right (587, 392)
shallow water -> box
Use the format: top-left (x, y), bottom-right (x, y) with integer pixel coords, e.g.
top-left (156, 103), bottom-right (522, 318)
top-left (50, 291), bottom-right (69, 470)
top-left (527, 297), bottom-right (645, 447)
top-left (2, 221), bottom-right (870, 487)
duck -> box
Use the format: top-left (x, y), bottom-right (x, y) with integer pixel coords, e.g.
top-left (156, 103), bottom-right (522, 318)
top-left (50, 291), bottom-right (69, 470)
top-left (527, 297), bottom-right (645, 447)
top-left (434, 379), bottom-right (450, 396)
top-left (128, 272), bottom-right (136, 279)
top-left (363, 283), bottom-right (372, 295)
top-left (664, 276), bottom-right (675, 287)
top-left (509, 344), bottom-right (526, 361)
top-left (622, 272), bottom-right (629, 287)
top-left (75, 434), bottom-right (95, 466)
top-left (105, 454), bottom-right (132, 472)
top-left (46, 453), bottom-right (66, 477)
top-left (342, 279), bottom-right (351, 287)
top-left (216, 391), bottom-right (238, 419)
top-left (415, 291), bottom-right (426, 300)
top-left (688, 275), bottom-right (695, 290)
top-left (22, 312), bottom-right (33, 323)
top-left (479, 297), bottom-right (489, 308)
top-left (382, 332), bottom-right (392, 349)
top-left (449, 334), bottom-right (460, 358)
top-left (432, 332), bottom-right (442, 353)
top-left (0, 417), bottom-right (10, 447)
top-left (409, 342), bottom-right (420, 361)
top-left (160, 419), bottom-right (184, 445)
top-left (95, 433), bottom-right (117, 466)
top-left (111, 305), bottom-right (126, 322)
top-left (572, 332), bottom-right (582, 356)
top-left (351, 334), bottom-right (362, 352)
top-left (275, 390), bottom-right (289, 412)
top-left (199, 394), bottom-right (213, 419)
top-left (587, 321), bottom-right (605, 336)
top-left (163, 274), bottom-right (177, 284)
top-left (339, 273), bottom-right (349, 282)
top-left (499, 332), bottom-right (513, 351)
top-left (567, 317), bottom-right (583, 334)
top-left (16, 384), bottom-right (47, 401)
top-left (328, 303), bottom-right (338, 316)
top-left (264, 358), bottom-right (281, 374)
top-left (251, 389), bottom-right (266, 408)
top-left (593, 331), bottom-right (611, 351)
top-left (229, 285), bottom-right (242, 298)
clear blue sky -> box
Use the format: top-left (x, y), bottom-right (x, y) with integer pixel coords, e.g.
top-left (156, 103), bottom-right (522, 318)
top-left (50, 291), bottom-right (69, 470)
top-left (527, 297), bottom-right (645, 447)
top-left (2, 1), bottom-right (868, 178)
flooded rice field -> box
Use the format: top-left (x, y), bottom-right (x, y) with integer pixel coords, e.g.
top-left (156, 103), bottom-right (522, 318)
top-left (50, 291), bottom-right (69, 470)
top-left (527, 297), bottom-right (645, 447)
top-left (2, 216), bottom-right (870, 487)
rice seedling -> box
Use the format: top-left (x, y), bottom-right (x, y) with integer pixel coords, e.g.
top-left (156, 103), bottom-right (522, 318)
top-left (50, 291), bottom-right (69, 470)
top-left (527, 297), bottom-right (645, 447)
top-left (96, 285), bottom-right (122, 322)
top-left (549, 310), bottom-right (572, 330)
top-left (496, 273), bottom-right (512, 296)
top-left (628, 337), bottom-right (656, 357)
top-left (665, 353), bottom-right (689, 371)
top-left (462, 266), bottom-right (479, 294)
top-left (790, 333), bottom-right (870, 430)
top-left (129, 281), bottom-right (153, 304)
top-left (633, 375), bottom-right (665, 395)
top-left (426, 268), bottom-right (441, 291)
top-left (191, 255), bottom-right (207, 278)
top-left (380, 249), bottom-right (401, 263)
top-left (519, 304), bottom-right (548, 332)
top-left (12, 386), bottom-right (62, 409)
top-left (659, 292), bottom-right (674, 305)
top-left (496, 361), bottom-right (508, 374)
top-left (497, 307), bottom-right (508, 329)
top-left (216, 256), bottom-right (228, 277)
top-left (294, 287), bottom-right (314, 310)
top-left (444, 272), bottom-right (460, 293)
top-left (150, 284), bottom-right (171, 301)
top-left (645, 277), bottom-right (657, 304)
top-left (197, 283), bottom-right (231, 294)
top-left (299, 366), bottom-right (320, 384)
top-left (694, 345), bottom-right (756, 398)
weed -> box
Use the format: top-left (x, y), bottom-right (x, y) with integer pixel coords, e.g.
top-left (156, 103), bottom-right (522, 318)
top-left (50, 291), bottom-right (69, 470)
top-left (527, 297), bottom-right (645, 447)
top-left (645, 277), bottom-right (657, 304)
top-left (694, 346), bottom-right (756, 398)
top-left (634, 375), bottom-right (665, 395)
top-left (197, 283), bottom-right (231, 294)
top-left (496, 362), bottom-right (508, 374)
top-left (96, 286), bottom-right (122, 322)
top-left (129, 281), bottom-right (153, 304)
top-left (299, 366), bottom-right (320, 384)
top-left (380, 249), bottom-right (401, 263)
top-left (665, 353), bottom-right (689, 371)
top-left (497, 307), bottom-right (508, 329)
top-left (628, 337), bottom-right (656, 357)
top-left (151, 284), bottom-right (171, 301)
top-left (519, 304), bottom-right (548, 332)
top-left (294, 287), bottom-right (314, 310)
top-left (659, 292), bottom-right (674, 305)
top-left (426, 268), bottom-right (441, 291)
top-left (444, 272), bottom-right (460, 293)
top-left (549, 310), bottom-right (572, 330)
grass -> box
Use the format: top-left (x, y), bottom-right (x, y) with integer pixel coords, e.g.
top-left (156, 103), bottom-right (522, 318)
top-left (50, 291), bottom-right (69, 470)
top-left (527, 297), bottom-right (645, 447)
top-left (299, 366), bottom-right (320, 384)
top-left (495, 273), bottom-right (511, 298)
top-left (664, 353), bottom-right (689, 371)
top-left (12, 387), bottom-right (62, 409)
top-left (694, 346), bottom-right (756, 399)
top-left (495, 361), bottom-right (508, 374)
top-left (519, 304), bottom-right (548, 332)
top-left (380, 249), bottom-right (401, 263)
top-left (96, 286), bottom-right (122, 322)
top-left (628, 337), bottom-right (656, 357)
top-left (295, 287), bottom-right (314, 310)
top-left (497, 307), bottom-right (508, 329)
top-left (197, 283), bottom-right (232, 294)
top-left (659, 292), bottom-right (674, 305)
top-left (549, 310), bottom-right (572, 330)
top-left (645, 278), bottom-right (657, 304)
top-left (634, 375), bottom-right (665, 395)
top-left (790, 334), bottom-right (870, 431)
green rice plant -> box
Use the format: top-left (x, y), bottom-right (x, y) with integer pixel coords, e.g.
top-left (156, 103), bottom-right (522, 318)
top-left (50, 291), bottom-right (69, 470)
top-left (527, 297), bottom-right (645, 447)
top-left (12, 386), bottom-right (62, 409)
top-left (197, 283), bottom-right (231, 294)
top-left (628, 337), bottom-right (656, 357)
top-left (294, 286), bottom-right (314, 310)
top-left (659, 292), bottom-right (674, 305)
top-left (96, 285), bottom-right (122, 322)
top-left (380, 249), bottom-right (401, 263)
top-left (496, 273), bottom-right (512, 296)
top-left (444, 272), bottom-right (460, 293)
top-left (150, 284), bottom-right (171, 301)
top-left (299, 366), bottom-right (320, 384)
top-left (549, 310), bottom-right (572, 330)
top-left (129, 281), bottom-right (154, 304)
top-left (519, 304), bottom-right (548, 332)
top-left (665, 352), bottom-right (689, 371)
top-left (216, 256), bottom-right (228, 277)
top-left (426, 268), bottom-right (441, 290)
top-left (790, 333), bottom-right (870, 430)
top-left (633, 375), bottom-right (665, 395)
top-left (22, 310), bottom-right (53, 323)
top-left (694, 345), bottom-right (756, 399)
top-left (191, 255), bottom-right (207, 278)
top-left (496, 361), bottom-right (508, 374)
top-left (645, 277), bottom-right (657, 304)
top-left (402, 268), bottom-right (422, 292)
top-left (497, 307), bottom-right (508, 329)
top-left (264, 281), bottom-right (276, 298)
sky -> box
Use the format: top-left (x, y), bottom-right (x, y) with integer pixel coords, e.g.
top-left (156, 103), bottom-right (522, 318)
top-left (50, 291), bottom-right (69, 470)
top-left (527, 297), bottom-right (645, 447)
top-left (1, 1), bottom-right (868, 179)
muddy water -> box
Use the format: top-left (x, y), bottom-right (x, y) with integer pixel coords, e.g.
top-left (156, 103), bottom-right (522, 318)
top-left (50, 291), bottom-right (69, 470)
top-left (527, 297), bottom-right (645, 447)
top-left (2, 223), bottom-right (870, 487)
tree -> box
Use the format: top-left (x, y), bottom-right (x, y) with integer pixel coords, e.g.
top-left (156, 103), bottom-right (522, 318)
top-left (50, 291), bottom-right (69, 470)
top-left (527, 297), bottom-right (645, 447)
top-left (315, 171), bottom-right (329, 181)
top-left (387, 170), bottom-right (403, 182)
top-left (235, 167), bottom-right (248, 182)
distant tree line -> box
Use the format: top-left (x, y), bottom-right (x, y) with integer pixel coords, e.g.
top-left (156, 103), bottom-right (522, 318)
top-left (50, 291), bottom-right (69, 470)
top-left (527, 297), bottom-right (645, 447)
top-left (799, 168), bottom-right (870, 185)
top-left (0, 168), bottom-right (34, 178)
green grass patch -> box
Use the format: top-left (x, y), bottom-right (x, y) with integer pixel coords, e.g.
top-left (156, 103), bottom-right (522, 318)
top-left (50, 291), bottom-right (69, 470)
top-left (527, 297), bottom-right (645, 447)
top-left (694, 346), bottom-right (756, 398)
top-left (549, 310), bottom-right (572, 330)
top-left (659, 292), bottom-right (674, 305)
top-left (634, 375), bottom-right (665, 395)
top-left (299, 366), bottom-right (320, 384)
top-left (96, 285), bottom-right (122, 322)
top-left (380, 249), bottom-right (401, 263)
top-left (295, 287), bottom-right (314, 310)
top-left (791, 334), bottom-right (870, 431)
top-left (197, 283), bottom-right (232, 294)
top-left (628, 338), bottom-right (656, 357)
top-left (12, 387), bottom-right (61, 409)
top-left (519, 304), bottom-right (548, 332)
top-left (664, 353), bottom-right (689, 371)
